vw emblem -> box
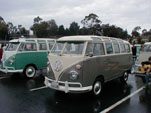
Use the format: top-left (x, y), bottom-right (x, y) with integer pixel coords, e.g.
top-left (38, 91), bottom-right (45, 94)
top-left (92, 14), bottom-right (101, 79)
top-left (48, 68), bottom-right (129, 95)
top-left (54, 60), bottom-right (63, 72)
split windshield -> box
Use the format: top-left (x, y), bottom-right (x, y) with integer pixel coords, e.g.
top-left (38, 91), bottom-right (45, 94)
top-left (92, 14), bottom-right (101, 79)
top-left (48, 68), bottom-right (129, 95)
top-left (51, 41), bottom-right (85, 55)
top-left (142, 45), bottom-right (151, 52)
top-left (6, 42), bottom-right (19, 51)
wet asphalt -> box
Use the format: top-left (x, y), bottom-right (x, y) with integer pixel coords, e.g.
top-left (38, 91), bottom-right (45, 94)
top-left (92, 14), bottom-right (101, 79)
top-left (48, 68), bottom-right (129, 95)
top-left (0, 70), bottom-right (151, 113)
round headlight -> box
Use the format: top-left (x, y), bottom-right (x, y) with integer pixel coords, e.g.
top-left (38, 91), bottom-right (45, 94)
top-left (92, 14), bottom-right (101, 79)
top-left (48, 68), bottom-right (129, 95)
top-left (12, 56), bottom-right (15, 60)
top-left (69, 71), bottom-right (79, 80)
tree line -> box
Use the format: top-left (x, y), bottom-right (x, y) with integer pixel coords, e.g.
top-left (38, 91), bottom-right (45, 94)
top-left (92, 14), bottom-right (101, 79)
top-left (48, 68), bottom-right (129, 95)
top-left (0, 13), bottom-right (151, 44)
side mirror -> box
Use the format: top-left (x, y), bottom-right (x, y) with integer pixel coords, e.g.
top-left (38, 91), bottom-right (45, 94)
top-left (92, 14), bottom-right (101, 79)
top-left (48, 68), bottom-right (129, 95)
top-left (86, 52), bottom-right (93, 57)
top-left (18, 49), bottom-right (23, 52)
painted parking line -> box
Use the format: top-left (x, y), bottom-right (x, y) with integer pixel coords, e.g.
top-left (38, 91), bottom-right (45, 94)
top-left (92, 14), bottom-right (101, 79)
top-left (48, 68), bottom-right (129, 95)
top-left (29, 86), bottom-right (48, 91)
top-left (0, 77), bottom-right (8, 80)
top-left (100, 86), bottom-right (144, 113)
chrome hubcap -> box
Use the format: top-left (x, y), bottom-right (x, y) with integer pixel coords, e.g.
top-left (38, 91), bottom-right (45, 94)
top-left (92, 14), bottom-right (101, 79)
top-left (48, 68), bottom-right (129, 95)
top-left (26, 66), bottom-right (35, 77)
top-left (124, 72), bottom-right (128, 81)
top-left (94, 81), bottom-right (101, 95)
top-left (28, 69), bottom-right (33, 75)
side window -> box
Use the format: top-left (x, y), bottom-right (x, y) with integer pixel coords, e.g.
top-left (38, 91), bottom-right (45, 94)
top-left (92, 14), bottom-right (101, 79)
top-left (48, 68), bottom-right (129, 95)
top-left (113, 43), bottom-right (120, 53)
top-left (48, 42), bottom-right (54, 50)
top-left (47, 40), bottom-right (55, 50)
top-left (125, 44), bottom-right (130, 53)
top-left (120, 43), bottom-right (126, 53)
top-left (86, 43), bottom-right (94, 54)
top-left (24, 43), bottom-right (37, 51)
top-left (38, 43), bottom-right (47, 50)
top-left (105, 43), bottom-right (113, 54)
top-left (93, 43), bottom-right (105, 55)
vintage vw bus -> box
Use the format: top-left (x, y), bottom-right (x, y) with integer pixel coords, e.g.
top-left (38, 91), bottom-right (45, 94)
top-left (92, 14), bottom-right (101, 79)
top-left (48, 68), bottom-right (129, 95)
top-left (137, 42), bottom-right (151, 65)
top-left (132, 42), bottom-right (151, 74)
top-left (45, 36), bottom-right (132, 96)
top-left (0, 38), bottom-right (55, 78)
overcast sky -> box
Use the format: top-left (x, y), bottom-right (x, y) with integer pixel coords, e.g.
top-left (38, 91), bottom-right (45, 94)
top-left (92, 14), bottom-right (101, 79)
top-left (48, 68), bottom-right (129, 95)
top-left (0, 0), bottom-right (151, 34)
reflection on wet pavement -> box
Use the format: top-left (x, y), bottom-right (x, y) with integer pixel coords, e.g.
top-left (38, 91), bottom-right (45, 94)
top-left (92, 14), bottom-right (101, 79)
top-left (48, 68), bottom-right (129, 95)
top-left (44, 80), bottom-right (131, 113)
top-left (0, 71), bottom-right (150, 113)
top-left (139, 87), bottom-right (151, 113)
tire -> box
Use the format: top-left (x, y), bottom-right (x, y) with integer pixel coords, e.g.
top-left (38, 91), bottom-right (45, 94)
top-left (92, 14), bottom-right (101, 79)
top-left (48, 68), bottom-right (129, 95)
top-left (120, 71), bottom-right (129, 84)
top-left (141, 77), bottom-right (146, 83)
top-left (24, 66), bottom-right (36, 78)
top-left (92, 79), bottom-right (103, 96)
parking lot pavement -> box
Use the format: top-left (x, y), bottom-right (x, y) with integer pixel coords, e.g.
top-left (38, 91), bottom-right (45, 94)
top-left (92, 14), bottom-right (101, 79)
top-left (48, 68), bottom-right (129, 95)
top-left (0, 72), bottom-right (150, 113)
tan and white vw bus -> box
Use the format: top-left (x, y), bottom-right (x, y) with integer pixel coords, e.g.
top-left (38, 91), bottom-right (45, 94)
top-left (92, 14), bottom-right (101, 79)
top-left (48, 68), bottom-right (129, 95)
top-left (45, 36), bottom-right (132, 96)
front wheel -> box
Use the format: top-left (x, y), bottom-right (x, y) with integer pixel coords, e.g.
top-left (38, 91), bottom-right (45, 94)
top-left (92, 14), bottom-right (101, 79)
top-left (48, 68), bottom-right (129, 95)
top-left (24, 66), bottom-right (36, 78)
top-left (92, 80), bottom-right (103, 96)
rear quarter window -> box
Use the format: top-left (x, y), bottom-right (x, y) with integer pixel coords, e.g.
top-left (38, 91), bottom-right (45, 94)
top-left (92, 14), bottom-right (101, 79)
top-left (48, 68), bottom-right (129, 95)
top-left (120, 43), bottom-right (126, 53)
top-left (113, 43), bottom-right (120, 53)
top-left (125, 44), bottom-right (130, 53)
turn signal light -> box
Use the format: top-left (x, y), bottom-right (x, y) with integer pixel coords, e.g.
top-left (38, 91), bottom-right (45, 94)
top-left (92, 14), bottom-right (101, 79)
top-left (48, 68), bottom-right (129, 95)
top-left (12, 56), bottom-right (15, 60)
top-left (76, 64), bottom-right (81, 70)
top-left (9, 60), bottom-right (13, 65)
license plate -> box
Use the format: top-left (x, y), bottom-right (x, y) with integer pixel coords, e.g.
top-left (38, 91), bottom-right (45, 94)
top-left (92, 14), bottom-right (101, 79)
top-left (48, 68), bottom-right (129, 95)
top-left (51, 82), bottom-right (59, 88)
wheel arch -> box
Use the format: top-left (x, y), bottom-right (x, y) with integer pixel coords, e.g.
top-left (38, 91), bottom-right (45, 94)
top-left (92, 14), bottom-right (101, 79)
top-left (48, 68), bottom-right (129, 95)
top-left (92, 75), bottom-right (105, 96)
top-left (24, 64), bottom-right (38, 72)
top-left (94, 75), bottom-right (105, 84)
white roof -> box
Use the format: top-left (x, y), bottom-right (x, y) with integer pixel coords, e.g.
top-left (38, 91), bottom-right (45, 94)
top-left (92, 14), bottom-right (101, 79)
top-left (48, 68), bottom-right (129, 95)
top-left (144, 42), bottom-right (151, 45)
top-left (9, 38), bottom-right (55, 42)
top-left (58, 35), bottom-right (99, 41)
top-left (58, 35), bottom-right (129, 43)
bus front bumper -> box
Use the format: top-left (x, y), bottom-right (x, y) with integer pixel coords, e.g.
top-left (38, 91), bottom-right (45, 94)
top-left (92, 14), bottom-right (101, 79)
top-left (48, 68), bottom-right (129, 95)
top-left (44, 77), bottom-right (92, 93)
top-left (0, 66), bottom-right (23, 73)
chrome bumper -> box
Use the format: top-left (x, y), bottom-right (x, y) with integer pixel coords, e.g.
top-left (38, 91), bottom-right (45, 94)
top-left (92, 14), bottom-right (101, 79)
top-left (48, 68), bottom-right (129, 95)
top-left (44, 77), bottom-right (92, 93)
top-left (0, 66), bottom-right (23, 73)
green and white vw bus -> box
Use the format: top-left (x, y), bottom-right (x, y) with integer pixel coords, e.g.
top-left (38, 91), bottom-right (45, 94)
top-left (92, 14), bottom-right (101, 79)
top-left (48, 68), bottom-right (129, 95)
top-left (0, 38), bottom-right (55, 78)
